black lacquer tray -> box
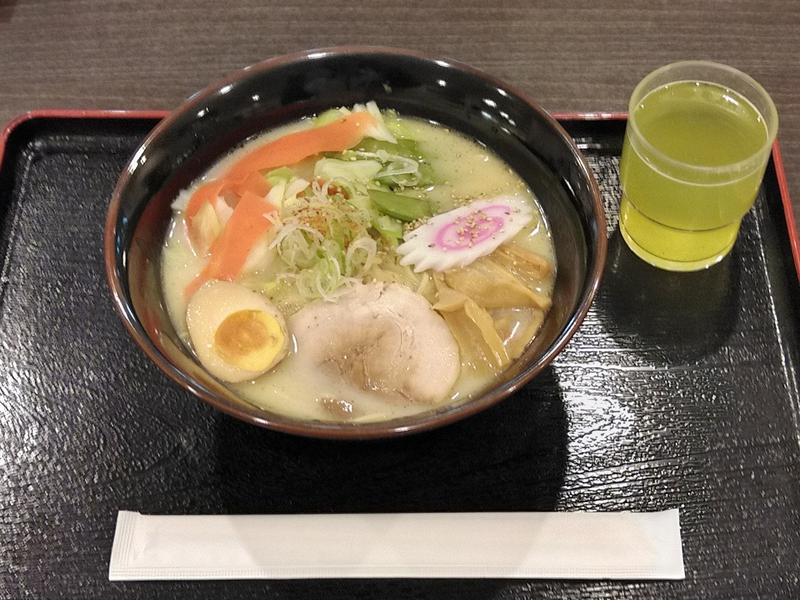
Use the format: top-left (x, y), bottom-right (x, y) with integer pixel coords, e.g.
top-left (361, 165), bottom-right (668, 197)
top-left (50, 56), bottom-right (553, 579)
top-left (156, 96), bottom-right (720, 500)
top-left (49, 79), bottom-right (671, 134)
top-left (0, 112), bottom-right (798, 599)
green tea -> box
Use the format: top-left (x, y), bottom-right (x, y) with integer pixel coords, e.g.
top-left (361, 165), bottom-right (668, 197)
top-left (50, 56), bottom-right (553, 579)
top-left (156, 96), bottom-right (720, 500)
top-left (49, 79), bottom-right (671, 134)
top-left (619, 80), bottom-right (769, 270)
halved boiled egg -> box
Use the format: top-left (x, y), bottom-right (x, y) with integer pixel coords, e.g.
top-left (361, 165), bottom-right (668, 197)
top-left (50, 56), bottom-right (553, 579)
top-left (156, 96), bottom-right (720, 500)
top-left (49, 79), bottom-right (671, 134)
top-left (186, 280), bottom-right (289, 383)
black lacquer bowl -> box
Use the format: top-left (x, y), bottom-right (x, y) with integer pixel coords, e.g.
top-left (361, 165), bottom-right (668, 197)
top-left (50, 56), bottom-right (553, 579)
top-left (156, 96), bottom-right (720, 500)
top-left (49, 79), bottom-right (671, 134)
top-left (104, 47), bottom-right (607, 439)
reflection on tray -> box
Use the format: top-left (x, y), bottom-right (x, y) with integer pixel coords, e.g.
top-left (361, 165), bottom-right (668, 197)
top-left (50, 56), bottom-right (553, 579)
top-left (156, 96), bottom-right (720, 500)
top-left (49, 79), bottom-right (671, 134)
top-left (602, 229), bottom-right (739, 362)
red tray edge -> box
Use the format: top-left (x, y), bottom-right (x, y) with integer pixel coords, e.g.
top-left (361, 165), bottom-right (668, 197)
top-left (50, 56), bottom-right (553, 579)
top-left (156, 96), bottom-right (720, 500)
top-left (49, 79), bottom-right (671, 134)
top-left (0, 109), bottom-right (169, 167)
top-left (1, 108), bottom-right (797, 281)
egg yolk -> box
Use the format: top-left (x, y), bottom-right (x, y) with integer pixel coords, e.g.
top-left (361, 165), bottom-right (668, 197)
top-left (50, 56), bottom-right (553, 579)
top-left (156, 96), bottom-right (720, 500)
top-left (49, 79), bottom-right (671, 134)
top-left (214, 310), bottom-right (284, 372)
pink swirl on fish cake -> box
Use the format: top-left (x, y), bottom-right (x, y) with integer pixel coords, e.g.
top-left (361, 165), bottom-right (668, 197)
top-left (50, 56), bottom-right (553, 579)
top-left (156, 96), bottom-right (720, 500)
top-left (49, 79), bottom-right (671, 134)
top-left (433, 204), bottom-right (516, 250)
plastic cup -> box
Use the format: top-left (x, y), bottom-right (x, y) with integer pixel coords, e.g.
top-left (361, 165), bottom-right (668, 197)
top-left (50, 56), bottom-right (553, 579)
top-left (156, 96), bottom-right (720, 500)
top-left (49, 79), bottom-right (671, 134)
top-left (618, 61), bottom-right (778, 271)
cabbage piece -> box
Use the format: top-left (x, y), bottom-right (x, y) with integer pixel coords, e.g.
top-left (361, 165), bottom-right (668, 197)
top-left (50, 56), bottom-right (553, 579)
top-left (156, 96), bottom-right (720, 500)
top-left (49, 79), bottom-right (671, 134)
top-left (281, 177), bottom-right (310, 210)
top-left (351, 101), bottom-right (397, 143)
top-left (360, 148), bottom-right (433, 189)
top-left (444, 257), bottom-right (552, 311)
top-left (314, 108), bottom-right (349, 127)
top-left (266, 179), bottom-right (287, 207)
top-left (313, 102), bottom-right (396, 143)
top-left (266, 167), bottom-right (294, 185)
top-left (213, 197), bottom-right (234, 227)
top-left (314, 158), bottom-right (382, 185)
top-left (191, 201), bottom-right (222, 255)
top-left (286, 177), bottom-right (310, 195)
top-left (241, 236), bottom-right (278, 276)
top-left (343, 137), bottom-right (435, 189)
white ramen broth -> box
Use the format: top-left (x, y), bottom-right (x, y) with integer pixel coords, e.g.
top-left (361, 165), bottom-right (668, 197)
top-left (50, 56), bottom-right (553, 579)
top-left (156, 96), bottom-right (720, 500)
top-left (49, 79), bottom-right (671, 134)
top-left (161, 105), bottom-right (555, 422)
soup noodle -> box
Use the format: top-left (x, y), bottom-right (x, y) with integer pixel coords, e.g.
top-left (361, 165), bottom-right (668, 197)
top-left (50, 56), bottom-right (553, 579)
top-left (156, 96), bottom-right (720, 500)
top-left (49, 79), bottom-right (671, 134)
top-left (161, 103), bottom-right (556, 422)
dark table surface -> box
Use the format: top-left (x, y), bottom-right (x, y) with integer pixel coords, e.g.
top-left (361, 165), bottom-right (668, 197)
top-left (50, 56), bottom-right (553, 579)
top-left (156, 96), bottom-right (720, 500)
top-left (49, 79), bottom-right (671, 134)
top-left (0, 0), bottom-right (798, 230)
top-left (1, 2), bottom-right (800, 599)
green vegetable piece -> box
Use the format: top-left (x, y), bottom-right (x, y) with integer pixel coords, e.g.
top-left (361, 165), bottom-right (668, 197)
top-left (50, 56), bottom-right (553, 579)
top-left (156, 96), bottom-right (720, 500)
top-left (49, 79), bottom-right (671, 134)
top-left (265, 167), bottom-right (294, 185)
top-left (374, 215), bottom-right (404, 240)
top-left (417, 162), bottom-right (435, 185)
top-left (369, 189), bottom-right (432, 222)
top-left (383, 109), bottom-right (413, 139)
top-left (314, 108), bottom-right (347, 127)
top-left (354, 137), bottom-right (436, 188)
top-left (356, 138), bottom-right (423, 161)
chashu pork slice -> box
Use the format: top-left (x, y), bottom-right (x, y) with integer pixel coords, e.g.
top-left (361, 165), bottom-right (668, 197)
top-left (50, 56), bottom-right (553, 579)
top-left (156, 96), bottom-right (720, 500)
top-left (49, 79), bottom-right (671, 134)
top-left (289, 282), bottom-right (460, 404)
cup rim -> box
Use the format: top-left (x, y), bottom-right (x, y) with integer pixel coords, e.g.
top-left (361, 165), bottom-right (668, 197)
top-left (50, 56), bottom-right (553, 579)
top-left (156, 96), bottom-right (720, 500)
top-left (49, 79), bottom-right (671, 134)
top-left (626, 60), bottom-right (779, 177)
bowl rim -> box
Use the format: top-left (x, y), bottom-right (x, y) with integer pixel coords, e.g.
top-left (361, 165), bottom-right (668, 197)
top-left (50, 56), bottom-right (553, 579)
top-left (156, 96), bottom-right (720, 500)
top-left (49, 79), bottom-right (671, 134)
top-left (104, 45), bottom-right (607, 439)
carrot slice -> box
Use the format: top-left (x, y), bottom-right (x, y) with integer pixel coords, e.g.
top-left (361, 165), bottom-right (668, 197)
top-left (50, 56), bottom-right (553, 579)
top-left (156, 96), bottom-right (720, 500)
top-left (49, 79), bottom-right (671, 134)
top-left (182, 112), bottom-right (375, 253)
top-left (185, 173), bottom-right (272, 249)
top-left (229, 170), bottom-right (271, 198)
top-left (182, 112), bottom-right (377, 283)
top-left (184, 191), bottom-right (277, 299)
top-left (223, 112), bottom-right (376, 183)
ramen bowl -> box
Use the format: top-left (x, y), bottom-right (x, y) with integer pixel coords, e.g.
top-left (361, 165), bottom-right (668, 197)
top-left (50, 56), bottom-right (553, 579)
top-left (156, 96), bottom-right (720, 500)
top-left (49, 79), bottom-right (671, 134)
top-left (104, 47), bottom-right (606, 439)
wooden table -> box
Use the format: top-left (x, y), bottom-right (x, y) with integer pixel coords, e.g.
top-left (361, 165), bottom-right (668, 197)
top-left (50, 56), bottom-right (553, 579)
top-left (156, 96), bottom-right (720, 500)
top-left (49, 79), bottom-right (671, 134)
top-left (0, 0), bottom-right (798, 228)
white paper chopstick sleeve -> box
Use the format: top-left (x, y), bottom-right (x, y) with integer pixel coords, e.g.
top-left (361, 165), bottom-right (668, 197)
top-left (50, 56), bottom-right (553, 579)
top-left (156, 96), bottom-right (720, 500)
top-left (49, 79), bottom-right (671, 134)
top-left (108, 510), bottom-right (684, 580)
